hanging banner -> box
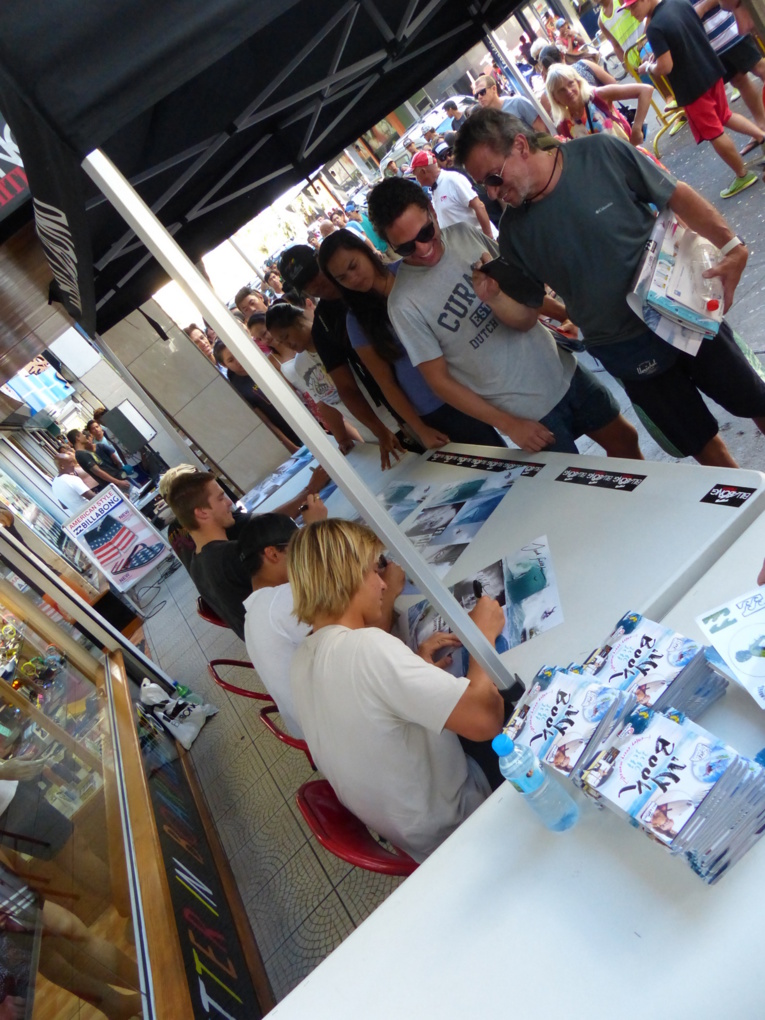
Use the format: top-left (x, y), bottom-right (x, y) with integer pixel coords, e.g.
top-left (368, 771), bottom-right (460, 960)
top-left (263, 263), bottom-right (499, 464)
top-left (63, 484), bottom-right (170, 592)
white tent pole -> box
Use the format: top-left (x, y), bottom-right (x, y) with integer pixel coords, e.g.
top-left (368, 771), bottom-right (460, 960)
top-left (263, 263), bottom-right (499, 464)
top-left (82, 147), bottom-right (516, 689)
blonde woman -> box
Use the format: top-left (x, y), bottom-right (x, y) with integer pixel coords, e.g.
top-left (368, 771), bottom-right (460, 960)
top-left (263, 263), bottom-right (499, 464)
top-left (546, 63), bottom-right (653, 147)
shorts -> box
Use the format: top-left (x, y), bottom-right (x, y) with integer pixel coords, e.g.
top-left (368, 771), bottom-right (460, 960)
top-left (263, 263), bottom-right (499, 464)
top-left (539, 364), bottom-right (621, 454)
top-left (421, 403), bottom-right (507, 448)
top-left (684, 79), bottom-right (731, 143)
top-left (721, 35), bottom-right (763, 80)
top-left (596, 322), bottom-right (765, 457)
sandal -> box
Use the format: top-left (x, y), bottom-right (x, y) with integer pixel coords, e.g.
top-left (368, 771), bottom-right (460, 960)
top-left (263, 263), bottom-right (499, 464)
top-left (740, 138), bottom-right (764, 157)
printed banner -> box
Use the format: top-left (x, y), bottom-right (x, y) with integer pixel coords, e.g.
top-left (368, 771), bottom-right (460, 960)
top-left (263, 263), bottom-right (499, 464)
top-left (427, 450), bottom-right (544, 476)
top-left (63, 485), bottom-right (169, 592)
top-left (555, 467), bottom-right (645, 491)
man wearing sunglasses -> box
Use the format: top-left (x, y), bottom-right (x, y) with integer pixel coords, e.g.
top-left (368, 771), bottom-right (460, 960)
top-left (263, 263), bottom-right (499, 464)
top-left (410, 150), bottom-right (494, 238)
top-left (367, 176), bottom-right (642, 457)
top-left (455, 107), bottom-right (765, 469)
top-left (472, 74), bottom-right (547, 133)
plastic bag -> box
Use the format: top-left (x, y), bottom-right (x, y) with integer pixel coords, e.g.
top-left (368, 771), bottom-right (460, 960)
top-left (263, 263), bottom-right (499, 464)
top-left (139, 679), bottom-right (218, 750)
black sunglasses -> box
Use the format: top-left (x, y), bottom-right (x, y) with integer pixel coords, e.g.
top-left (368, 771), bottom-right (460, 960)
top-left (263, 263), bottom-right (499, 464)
top-left (391, 217), bottom-right (437, 257)
top-left (474, 87), bottom-right (488, 98)
top-left (478, 156), bottom-right (508, 189)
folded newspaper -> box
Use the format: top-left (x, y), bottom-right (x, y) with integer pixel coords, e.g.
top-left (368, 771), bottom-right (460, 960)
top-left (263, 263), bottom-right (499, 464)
top-left (627, 209), bottom-right (723, 356)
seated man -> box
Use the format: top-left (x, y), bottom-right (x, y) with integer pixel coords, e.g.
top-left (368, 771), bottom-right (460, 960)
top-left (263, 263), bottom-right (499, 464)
top-left (366, 177), bottom-right (641, 457)
top-left (238, 511), bottom-right (404, 739)
top-left (166, 470), bottom-right (327, 638)
top-left (288, 518), bottom-right (505, 862)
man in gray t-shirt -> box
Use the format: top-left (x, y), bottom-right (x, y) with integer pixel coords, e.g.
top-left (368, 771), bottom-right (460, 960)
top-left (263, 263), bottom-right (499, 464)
top-left (366, 176), bottom-right (641, 457)
top-left (455, 108), bottom-right (765, 468)
top-left (472, 74), bottom-right (546, 133)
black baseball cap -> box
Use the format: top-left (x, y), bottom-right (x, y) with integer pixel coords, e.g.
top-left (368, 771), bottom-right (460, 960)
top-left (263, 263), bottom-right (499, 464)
top-left (279, 245), bottom-right (320, 292)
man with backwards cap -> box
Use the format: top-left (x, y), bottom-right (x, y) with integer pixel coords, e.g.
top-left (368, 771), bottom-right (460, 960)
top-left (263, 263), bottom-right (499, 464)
top-left (409, 149), bottom-right (494, 237)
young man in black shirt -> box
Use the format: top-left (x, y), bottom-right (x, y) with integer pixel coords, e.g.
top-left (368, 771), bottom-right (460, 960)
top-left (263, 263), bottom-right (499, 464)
top-left (68, 429), bottom-right (131, 494)
top-left (166, 470), bottom-right (328, 638)
top-left (630, 0), bottom-right (765, 197)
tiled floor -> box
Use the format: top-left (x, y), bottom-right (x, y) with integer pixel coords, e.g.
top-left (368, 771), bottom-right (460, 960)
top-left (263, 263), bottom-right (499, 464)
top-left (140, 566), bottom-right (403, 1001)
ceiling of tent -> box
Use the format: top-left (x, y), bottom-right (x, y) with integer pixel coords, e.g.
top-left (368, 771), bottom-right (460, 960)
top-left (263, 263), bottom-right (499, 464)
top-left (0, 0), bottom-right (521, 333)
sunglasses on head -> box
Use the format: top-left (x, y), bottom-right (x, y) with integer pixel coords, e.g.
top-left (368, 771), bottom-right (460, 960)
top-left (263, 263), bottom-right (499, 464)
top-left (391, 217), bottom-right (436, 256)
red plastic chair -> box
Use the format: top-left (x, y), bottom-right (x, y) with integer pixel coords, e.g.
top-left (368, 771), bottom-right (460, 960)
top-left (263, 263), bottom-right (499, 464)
top-left (196, 596), bottom-right (227, 628)
top-left (296, 779), bottom-right (419, 877)
top-left (260, 704), bottom-right (315, 769)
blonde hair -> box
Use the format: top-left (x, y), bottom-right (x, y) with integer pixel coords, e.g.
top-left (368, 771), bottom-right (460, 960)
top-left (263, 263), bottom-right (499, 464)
top-left (158, 464), bottom-right (197, 500)
top-left (288, 519), bottom-right (383, 624)
top-left (546, 64), bottom-right (592, 126)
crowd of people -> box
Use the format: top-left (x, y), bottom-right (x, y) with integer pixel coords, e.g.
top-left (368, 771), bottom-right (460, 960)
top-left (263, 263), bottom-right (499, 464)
top-left (157, 3), bottom-right (765, 861)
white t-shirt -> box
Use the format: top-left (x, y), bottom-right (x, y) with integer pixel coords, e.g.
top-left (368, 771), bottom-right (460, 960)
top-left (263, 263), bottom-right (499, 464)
top-left (291, 625), bottom-right (491, 861)
top-left (389, 222), bottom-right (575, 420)
top-left (242, 584), bottom-right (309, 739)
top-left (431, 169), bottom-right (482, 231)
top-left (51, 473), bottom-right (92, 513)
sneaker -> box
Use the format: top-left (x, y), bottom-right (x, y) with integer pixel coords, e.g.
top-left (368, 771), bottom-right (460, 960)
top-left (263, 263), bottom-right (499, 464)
top-left (729, 87), bottom-right (741, 102)
top-left (669, 115), bottom-right (687, 136)
top-left (663, 99), bottom-right (677, 111)
top-left (720, 171), bottom-right (758, 198)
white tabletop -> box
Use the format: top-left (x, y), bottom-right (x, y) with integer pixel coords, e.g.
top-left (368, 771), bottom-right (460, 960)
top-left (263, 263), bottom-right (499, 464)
top-left (376, 446), bottom-right (765, 684)
top-left (267, 451), bottom-right (765, 1020)
top-left (270, 771), bottom-right (765, 1019)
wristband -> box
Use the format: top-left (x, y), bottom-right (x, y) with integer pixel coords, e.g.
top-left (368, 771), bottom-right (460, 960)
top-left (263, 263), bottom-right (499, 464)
top-left (720, 236), bottom-right (745, 256)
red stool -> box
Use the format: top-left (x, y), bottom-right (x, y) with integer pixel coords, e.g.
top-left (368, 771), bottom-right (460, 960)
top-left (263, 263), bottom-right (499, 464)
top-left (296, 779), bottom-right (418, 876)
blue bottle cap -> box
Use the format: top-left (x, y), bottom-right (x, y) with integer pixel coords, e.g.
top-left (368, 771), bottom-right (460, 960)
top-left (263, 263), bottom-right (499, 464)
top-left (492, 732), bottom-right (515, 756)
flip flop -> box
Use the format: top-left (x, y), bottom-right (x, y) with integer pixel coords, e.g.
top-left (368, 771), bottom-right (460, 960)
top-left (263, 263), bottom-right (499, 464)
top-left (740, 138), bottom-right (764, 157)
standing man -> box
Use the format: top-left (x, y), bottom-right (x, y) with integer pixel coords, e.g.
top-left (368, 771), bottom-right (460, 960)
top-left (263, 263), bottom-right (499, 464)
top-left (410, 150), bottom-right (494, 238)
top-left (67, 429), bottom-right (132, 494)
top-left (472, 74), bottom-right (547, 132)
top-left (443, 100), bottom-right (466, 131)
top-left (51, 451), bottom-right (97, 513)
top-left (344, 200), bottom-right (389, 254)
top-left (235, 286), bottom-right (269, 317)
top-left (455, 108), bottom-right (765, 467)
top-left (629, 0), bottom-right (765, 196)
top-left (366, 176), bottom-right (641, 457)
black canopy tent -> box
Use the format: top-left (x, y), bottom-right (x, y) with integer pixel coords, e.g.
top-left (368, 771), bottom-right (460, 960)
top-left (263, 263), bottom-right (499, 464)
top-left (0, 0), bottom-right (522, 335)
top-left (0, 0), bottom-right (524, 694)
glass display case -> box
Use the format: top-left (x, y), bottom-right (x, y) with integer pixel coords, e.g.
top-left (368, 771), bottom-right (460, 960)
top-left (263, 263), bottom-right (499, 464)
top-left (0, 530), bottom-right (273, 1019)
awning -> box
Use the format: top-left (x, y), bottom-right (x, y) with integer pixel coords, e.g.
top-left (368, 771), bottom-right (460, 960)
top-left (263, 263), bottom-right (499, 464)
top-left (0, 0), bottom-right (521, 334)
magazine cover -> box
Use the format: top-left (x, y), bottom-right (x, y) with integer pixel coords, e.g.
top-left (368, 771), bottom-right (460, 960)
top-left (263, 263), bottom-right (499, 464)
top-left (696, 589), bottom-right (765, 709)
top-left (582, 611), bottom-right (699, 705)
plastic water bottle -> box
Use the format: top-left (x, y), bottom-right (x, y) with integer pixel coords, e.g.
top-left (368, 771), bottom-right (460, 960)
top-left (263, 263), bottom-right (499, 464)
top-left (170, 679), bottom-right (204, 705)
top-left (691, 239), bottom-right (724, 313)
top-left (492, 732), bottom-right (579, 832)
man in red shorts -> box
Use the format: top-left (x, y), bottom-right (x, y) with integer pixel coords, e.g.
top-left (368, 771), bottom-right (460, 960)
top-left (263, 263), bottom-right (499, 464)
top-left (629, 0), bottom-right (765, 197)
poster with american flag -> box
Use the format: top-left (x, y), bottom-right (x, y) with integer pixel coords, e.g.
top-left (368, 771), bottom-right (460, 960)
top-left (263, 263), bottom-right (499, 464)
top-left (63, 485), bottom-right (170, 592)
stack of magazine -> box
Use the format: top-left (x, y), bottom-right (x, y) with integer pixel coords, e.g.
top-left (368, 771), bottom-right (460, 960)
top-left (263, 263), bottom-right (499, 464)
top-left (503, 665), bottom-right (636, 781)
top-left (578, 611), bottom-right (728, 718)
top-left (580, 707), bottom-right (765, 883)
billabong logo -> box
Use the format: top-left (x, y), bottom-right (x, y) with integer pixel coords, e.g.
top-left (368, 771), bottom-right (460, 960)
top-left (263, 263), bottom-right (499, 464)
top-left (700, 484), bottom-right (756, 508)
top-left (33, 198), bottom-right (82, 315)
